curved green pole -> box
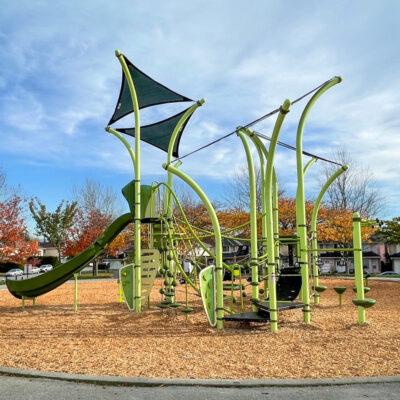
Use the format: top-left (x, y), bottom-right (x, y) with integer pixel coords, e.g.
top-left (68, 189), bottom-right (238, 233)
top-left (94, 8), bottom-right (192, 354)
top-left (165, 99), bottom-right (205, 213)
top-left (105, 127), bottom-right (137, 176)
top-left (246, 132), bottom-right (267, 297)
top-left (114, 50), bottom-right (142, 313)
top-left (296, 76), bottom-right (342, 323)
top-left (163, 100), bottom-right (205, 302)
top-left (303, 157), bottom-right (317, 176)
top-left (266, 99), bottom-right (291, 333)
top-left (244, 130), bottom-right (279, 299)
top-left (163, 163), bottom-right (224, 330)
top-left (353, 212), bottom-right (366, 324)
top-left (310, 164), bottom-right (348, 304)
top-left (237, 130), bottom-right (259, 302)
top-left (295, 157), bottom-right (317, 301)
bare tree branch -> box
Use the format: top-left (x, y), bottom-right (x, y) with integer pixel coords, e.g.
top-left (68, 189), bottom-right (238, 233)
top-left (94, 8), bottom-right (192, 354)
top-left (72, 179), bottom-right (117, 218)
top-left (321, 146), bottom-right (385, 217)
top-left (224, 165), bottom-right (285, 212)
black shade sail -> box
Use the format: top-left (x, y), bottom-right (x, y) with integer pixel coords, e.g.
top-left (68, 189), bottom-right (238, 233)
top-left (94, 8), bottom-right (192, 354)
top-left (108, 55), bottom-right (192, 125)
top-left (117, 107), bottom-right (194, 158)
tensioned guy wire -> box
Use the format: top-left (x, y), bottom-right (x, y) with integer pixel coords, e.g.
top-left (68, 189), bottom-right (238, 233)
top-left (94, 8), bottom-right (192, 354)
top-left (253, 131), bottom-right (344, 167)
top-left (174, 78), bottom-right (333, 162)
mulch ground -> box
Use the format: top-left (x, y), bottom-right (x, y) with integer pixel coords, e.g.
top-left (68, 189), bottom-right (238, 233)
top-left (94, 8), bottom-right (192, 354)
top-left (0, 277), bottom-right (399, 379)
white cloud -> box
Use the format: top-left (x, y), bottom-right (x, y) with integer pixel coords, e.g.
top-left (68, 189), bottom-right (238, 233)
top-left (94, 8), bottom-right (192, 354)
top-left (0, 1), bottom-right (400, 216)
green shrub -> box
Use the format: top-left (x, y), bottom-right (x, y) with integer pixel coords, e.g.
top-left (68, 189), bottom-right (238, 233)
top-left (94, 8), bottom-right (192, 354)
top-left (0, 262), bottom-right (22, 273)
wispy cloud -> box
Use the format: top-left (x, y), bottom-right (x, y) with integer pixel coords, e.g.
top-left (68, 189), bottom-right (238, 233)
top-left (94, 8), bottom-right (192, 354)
top-left (0, 1), bottom-right (399, 216)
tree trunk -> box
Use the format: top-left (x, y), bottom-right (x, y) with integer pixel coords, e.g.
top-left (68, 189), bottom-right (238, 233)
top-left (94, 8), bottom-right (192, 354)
top-left (57, 246), bottom-right (62, 264)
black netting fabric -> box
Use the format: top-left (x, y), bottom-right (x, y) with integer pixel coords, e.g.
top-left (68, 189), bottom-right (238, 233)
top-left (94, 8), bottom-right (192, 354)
top-left (117, 107), bottom-right (193, 157)
top-left (108, 55), bottom-right (192, 125)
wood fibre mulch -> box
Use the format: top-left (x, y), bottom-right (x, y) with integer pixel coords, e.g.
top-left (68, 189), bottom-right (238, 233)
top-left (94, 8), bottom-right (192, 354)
top-left (0, 277), bottom-right (398, 379)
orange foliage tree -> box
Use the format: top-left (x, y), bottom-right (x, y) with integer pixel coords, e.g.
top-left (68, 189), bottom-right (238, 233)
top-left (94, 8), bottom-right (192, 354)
top-left (0, 196), bottom-right (38, 264)
top-left (107, 229), bottom-right (132, 257)
top-left (64, 208), bottom-right (132, 259)
top-left (171, 190), bottom-right (374, 247)
top-left (64, 208), bottom-right (112, 257)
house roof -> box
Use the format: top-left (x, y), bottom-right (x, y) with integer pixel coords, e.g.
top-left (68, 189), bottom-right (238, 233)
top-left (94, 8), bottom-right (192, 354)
top-left (222, 238), bottom-right (248, 247)
top-left (390, 252), bottom-right (400, 258)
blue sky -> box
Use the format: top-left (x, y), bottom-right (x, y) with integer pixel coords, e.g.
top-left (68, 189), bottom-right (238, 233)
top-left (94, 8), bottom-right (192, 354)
top-left (1, 1), bottom-right (400, 220)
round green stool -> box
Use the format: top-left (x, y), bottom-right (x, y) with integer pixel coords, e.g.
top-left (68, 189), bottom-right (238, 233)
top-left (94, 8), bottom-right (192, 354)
top-left (312, 285), bottom-right (327, 293)
top-left (352, 298), bottom-right (376, 309)
top-left (333, 286), bottom-right (347, 306)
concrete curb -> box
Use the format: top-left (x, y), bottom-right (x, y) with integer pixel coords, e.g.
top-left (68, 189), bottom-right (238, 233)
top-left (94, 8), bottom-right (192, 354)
top-left (0, 366), bottom-right (399, 388)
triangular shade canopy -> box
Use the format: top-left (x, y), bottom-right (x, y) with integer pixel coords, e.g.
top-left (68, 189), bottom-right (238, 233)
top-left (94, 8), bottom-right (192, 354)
top-left (108, 55), bottom-right (192, 125)
top-left (117, 107), bottom-right (193, 158)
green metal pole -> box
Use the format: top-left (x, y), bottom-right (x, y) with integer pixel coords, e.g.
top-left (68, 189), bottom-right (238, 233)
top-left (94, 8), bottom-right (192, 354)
top-left (303, 157), bottom-right (317, 177)
top-left (296, 157), bottom-right (316, 302)
top-left (106, 127), bottom-right (136, 172)
top-left (295, 76), bottom-right (342, 323)
top-left (265, 99), bottom-right (291, 333)
top-left (245, 131), bottom-right (279, 300)
top-left (353, 212), bottom-right (366, 324)
top-left (237, 130), bottom-right (259, 303)
top-left (272, 177), bottom-right (280, 275)
top-left (116, 50), bottom-right (142, 313)
top-left (310, 164), bottom-right (348, 304)
top-left (163, 100), bottom-right (204, 304)
top-left (163, 163), bottom-right (224, 330)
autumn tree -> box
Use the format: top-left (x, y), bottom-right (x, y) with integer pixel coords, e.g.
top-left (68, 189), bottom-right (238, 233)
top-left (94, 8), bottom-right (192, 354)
top-left (67, 180), bottom-right (119, 274)
top-left (322, 147), bottom-right (384, 217)
top-left (376, 217), bottom-right (400, 244)
top-left (0, 195), bottom-right (38, 265)
top-left (29, 199), bottom-right (77, 262)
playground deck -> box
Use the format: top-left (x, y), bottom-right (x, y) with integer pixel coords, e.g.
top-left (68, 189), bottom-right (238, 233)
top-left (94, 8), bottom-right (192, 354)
top-left (0, 278), bottom-right (399, 379)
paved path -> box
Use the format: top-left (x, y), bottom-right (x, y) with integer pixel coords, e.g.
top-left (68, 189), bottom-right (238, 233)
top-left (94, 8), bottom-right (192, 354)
top-left (0, 376), bottom-right (399, 400)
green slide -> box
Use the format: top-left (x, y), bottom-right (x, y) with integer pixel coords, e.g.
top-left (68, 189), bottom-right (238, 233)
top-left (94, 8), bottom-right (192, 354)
top-left (6, 212), bottom-right (133, 299)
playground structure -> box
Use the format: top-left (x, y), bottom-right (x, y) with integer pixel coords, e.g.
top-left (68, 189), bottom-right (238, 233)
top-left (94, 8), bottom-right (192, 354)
top-left (6, 50), bottom-right (377, 332)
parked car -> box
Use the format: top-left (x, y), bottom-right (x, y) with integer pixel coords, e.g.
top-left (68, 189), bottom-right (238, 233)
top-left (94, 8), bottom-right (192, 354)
top-left (5, 268), bottom-right (23, 278)
top-left (39, 264), bottom-right (53, 273)
top-left (29, 267), bottom-right (41, 274)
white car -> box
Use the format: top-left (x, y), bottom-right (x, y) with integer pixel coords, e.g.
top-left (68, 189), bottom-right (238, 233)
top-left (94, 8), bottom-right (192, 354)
top-left (39, 264), bottom-right (53, 273)
top-left (29, 267), bottom-right (41, 274)
top-left (6, 268), bottom-right (23, 278)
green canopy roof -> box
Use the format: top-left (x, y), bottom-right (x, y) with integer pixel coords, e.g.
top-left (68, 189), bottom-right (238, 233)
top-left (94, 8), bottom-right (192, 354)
top-left (108, 55), bottom-right (192, 125)
top-left (117, 107), bottom-right (193, 158)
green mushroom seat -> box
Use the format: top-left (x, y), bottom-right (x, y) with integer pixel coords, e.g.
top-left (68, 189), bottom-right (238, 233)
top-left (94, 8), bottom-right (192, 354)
top-left (352, 286), bottom-right (370, 293)
top-left (313, 285), bottom-right (327, 293)
top-left (156, 302), bottom-right (170, 309)
top-left (352, 298), bottom-right (376, 308)
top-left (168, 302), bottom-right (180, 308)
top-left (181, 307), bottom-right (194, 314)
top-left (334, 287), bottom-right (347, 295)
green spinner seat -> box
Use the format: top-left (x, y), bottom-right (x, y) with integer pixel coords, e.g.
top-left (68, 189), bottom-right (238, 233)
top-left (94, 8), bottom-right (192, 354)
top-left (352, 298), bottom-right (376, 308)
